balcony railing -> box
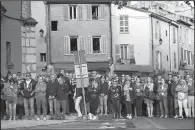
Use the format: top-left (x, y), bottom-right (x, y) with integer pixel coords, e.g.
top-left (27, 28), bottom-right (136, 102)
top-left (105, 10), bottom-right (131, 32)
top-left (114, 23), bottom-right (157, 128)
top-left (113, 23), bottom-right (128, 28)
top-left (116, 58), bottom-right (136, 64)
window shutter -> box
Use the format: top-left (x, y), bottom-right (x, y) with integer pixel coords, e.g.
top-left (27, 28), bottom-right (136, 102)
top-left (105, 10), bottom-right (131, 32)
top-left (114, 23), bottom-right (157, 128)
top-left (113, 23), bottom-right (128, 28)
top-left (87, 5), bottom-right (92, 20)
top-left (181, 47), bottom-right (183, 60)
top-left (156, 51), bottom-right (159, 69)
top-left (78, 36), bottom-right (85, 51)
top-left (63, 5), bottom-right (69, 21)
top-left (128, 44), bottom-right (134, 59)
top-left (86, 36), bottom-right (92, 54)
top-left (115, 44), bottom-right (120, 56)
top-left (155, 21), bottom-right (158, 39)
top-left (100, 5), bottom-right (105, 20)
top-left (160, 51), bottom-right (162, 70)
top-left (173, 27), bottom-right (176, 43)
top-left (159, 22), bottom-right (161, 39)
top-left (100, 35), bottom-right (107, 54)
top-left (77, 5), bottom-right (83, 20)
top-left (64, 36), bottom-right (70, 55)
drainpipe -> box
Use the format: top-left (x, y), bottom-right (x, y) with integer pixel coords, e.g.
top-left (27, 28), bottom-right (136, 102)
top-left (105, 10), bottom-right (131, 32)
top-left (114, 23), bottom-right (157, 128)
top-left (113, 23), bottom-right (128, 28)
top-left (109, 3), bottom-right (113, 74)
top-left (169, 22), bottom-right (172, 73)
top-left (47, 3), bottom-right (51, 64)
top-left (151, 16), bottom-right (154, 72)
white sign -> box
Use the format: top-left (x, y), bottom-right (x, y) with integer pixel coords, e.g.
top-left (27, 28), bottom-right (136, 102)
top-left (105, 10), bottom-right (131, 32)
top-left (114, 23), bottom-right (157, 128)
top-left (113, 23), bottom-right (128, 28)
top-left (74, 64), bottom-right (88, 78)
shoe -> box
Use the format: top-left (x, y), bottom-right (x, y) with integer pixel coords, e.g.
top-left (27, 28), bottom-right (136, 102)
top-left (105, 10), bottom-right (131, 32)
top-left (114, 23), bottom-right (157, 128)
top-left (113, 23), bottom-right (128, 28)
top-left (128, 115), bottom-right (132, 119)
top-left (178, 115), bottom-right (183, 119)
top-left (160, 115), bottom-right (163, 118)
top-left (174, 115), bottom-right (178, 118)
top-left (165, 115), bottom-right (168, 119)
top-left (88, 113), bottom-right (92, 120)
top-left (13, 117), bottom-right (16, 120)
top-left (93, 116), bottom-right (97, 120)
top-left (43, 117), bottom-right (46, 121)
top-left (37, 117), bottom-right (40, 121)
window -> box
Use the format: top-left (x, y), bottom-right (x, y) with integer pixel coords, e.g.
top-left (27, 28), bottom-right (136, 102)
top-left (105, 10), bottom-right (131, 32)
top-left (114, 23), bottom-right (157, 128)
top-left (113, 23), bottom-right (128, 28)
top-left (156, 51), bottom-right (162, 70)
top-left (166, 30), bottom-right (167, 36)
top-left (92, 37), bottom-right (100, 53)
top-left (51, 21), bottom-right (58, 31)
top-left (155, 21), bottom-right (158, 39)
top-left (186, 29), bottom-right (189, 44)
top-left (70, 37), bottom-right (78, 53)
top-left (187, 51), bottom-right (191, 65)
top-left (181, 47), bottom-right (183, 60)
top-left (174, 52), bottom-right (176, 68)
top-left (120, 45), bottom-right (128, 59)
top-left (184, 50), bottom-right (187, 60)
top-left (167, 55), bottom-right (169, 61)
top-left (159, 22), bottom-right (161, 38)
top-left (40, 53), bottom-right (46, 62)
top-left (173, 27), bottom-right (176, 43)
top-left (6, 42), bottom-right (11, 64)
top-left (92, 6), bottom-right (99, 20)
top-left (192, 54), bottom-right (194, 65)
top-left (120, 15), bottom-right (129, 33)
top-left (69, 5), bottom-right (77, 20)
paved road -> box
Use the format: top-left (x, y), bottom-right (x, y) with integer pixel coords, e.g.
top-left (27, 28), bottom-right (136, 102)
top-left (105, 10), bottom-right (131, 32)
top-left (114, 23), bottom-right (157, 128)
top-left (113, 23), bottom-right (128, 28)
top-left (2, 116), bottom-right (194, 130)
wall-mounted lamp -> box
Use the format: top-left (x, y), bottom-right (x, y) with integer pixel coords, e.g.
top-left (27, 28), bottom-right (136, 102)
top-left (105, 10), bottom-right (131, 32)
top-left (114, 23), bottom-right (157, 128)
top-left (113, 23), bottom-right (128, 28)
top-left (159, 38), bottom-right (163, 45)
top-left (39, 29), bottom-right (44, 37)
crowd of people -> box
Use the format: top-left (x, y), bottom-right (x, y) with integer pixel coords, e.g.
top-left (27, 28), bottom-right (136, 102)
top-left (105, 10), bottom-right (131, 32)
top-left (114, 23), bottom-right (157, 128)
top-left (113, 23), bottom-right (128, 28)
top-left (0, 70), bottom-right (194, 121)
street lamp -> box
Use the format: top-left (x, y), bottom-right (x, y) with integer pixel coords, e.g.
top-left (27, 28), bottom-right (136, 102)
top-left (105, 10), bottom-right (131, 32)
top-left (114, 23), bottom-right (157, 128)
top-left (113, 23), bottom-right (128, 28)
top-left (39, 29), bottom-right (44, 37)
top-left (159, 38), bottom-right (163, 45)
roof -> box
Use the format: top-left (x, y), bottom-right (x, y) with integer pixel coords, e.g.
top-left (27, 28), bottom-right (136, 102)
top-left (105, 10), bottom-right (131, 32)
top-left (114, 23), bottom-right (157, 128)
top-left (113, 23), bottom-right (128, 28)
top-left (46, 0), bottom-right (112, 4)
top-left (1, 4), bottom-right (7, 15)
top-left (125, 6), bottom-right (151, 14)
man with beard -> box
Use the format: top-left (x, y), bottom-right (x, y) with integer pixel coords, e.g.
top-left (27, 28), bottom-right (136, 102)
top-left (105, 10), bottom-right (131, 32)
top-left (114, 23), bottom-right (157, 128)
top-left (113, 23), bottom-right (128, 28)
top-left (165, 72), bottom-right (174, 118)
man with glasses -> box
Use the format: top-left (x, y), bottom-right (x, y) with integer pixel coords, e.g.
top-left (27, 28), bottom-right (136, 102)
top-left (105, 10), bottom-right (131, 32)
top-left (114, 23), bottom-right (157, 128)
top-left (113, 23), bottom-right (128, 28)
top-left (154, 74), bottom-right (162, 117)
top-left (20, 73), bottom-right (37, 120)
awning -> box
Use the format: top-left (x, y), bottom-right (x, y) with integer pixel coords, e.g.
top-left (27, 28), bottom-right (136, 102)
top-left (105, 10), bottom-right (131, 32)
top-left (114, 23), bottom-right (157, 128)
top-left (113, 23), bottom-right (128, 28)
top-left (53, 62), bottom-right (109, 73)
top-left (114, 64), bottom-right (153, 73)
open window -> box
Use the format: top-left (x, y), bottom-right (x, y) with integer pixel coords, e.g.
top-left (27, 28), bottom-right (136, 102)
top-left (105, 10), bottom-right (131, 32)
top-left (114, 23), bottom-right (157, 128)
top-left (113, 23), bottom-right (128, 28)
top-left (51, 21), bottom-right (58, 31)
top-left (92, 37), bottom-right (100, 53)
top-left (69, 5), bottom-right (77, 20)
top-left (70, 37), bottom-right (78, 53)
top-left (92, 5), bottom-right (99, 20)
top-left (40, 53), bottom-right (46, 62)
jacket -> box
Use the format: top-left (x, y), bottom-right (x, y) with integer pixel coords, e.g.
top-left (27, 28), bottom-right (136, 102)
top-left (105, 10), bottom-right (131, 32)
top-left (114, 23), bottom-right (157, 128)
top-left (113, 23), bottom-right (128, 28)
top-left (133, 83), bottom-right (144, 97)
top-left (188, 81), bottom-right (194, 96)
top-left (46, 80), bottom-right (58, 97)
top-left (165, 80), bottom-right (174, 96)
top-left (88, 85), bottom-right (99, 99)
top-left (108, 85), bottom-right (121, 101)
top-left (55, 81), bottom-right (69, 100)
top-left (171, 81), bottom-right (180, 99)
top-left (157, 83), bottom-right (168, 97)
top-left (35, 82), bottom-right (47, 97)
top-left (123, 84), bottom-right (135, 102)
top-left (2, 83), bottom-right (17, 103)
top-left (20, 79), bottom-right (37, 99)
top-left (99, 82), bottom-right (109, 95)
top-left (176, 85), bottom-right (188, 100)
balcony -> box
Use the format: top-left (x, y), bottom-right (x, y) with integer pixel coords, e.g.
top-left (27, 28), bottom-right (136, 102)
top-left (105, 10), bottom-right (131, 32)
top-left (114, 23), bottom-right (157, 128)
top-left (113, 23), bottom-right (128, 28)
top-left (179, 59), bottom-right (193, 71)
top-left (116, 58), bottom-right (136, 65)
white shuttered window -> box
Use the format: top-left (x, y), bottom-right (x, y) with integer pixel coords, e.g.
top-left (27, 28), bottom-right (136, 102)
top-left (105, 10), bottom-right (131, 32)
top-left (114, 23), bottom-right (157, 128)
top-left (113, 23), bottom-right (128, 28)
top-left (120, 15), bottom-right (129, 33)
top-left (100, 35), bottom-right (107, 54)
top-left (64, 36), bottom-right (70, 55)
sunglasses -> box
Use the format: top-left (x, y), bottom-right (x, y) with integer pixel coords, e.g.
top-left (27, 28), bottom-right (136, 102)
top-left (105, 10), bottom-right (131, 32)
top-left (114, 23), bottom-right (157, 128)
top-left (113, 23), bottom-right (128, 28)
top-left (26, 75), bottom-right (31, 77)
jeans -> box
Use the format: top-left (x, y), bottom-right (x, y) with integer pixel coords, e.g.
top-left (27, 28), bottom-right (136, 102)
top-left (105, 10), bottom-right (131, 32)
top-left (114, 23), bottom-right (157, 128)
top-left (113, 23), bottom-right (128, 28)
top-left (36, 96), bottom-right (47, 117)
top-left (135, 96), bottom-right (143, 117)
top-left (159, 97), bottom-right (168, 116)
top-left (75, 96), bottom-right (82, 117)
top-left (188, 96), bottom-right (194, 117)
top-left (167, 96), bottom-right (174, 117)
top-left (23, 97), bottom-right (35, 116)
top-left (174, 98), bottom-right (179, 116)
top-left (49, 98), bottom-right (57, 116)
top-left (99, 95), bottom-right (108, 115)
top-left (56, 100), bottom-right (67, 117)
top-left (155, 100), bottom-right (160, 116)
top-left (125, 101), bottom-right (132, 115)
top-left (111, 99), bottom-right (120, 118)
top-left (89, 98), bottom-right (99, 115)
top-left (5, 100), bottom-right (9, 116)
top-left (178, 99), bottom-right (188, 117)
top-left (16, 104), bottom-right (24, 119)
top-left (9, 103), bottom-right (16, 118)
top-left (66, 96), bottom-right (70, 114)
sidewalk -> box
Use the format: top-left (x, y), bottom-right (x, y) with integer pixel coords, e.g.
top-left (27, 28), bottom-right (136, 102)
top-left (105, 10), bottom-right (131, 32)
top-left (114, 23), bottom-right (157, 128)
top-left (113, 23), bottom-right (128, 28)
top-left (1, 115), bottom-right (79, 129)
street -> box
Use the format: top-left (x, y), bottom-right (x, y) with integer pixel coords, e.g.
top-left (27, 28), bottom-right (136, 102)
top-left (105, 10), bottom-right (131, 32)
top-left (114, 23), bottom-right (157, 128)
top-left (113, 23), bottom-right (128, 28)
top-left (1, 116), bottom-right (194, 130)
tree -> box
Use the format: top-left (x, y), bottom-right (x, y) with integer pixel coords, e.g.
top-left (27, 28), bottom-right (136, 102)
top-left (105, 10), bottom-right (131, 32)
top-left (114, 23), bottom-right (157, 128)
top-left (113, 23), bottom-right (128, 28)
top-left (184, 1), bottom-right (195, 7)
top-left (112, 1), bottom-right (127, 9)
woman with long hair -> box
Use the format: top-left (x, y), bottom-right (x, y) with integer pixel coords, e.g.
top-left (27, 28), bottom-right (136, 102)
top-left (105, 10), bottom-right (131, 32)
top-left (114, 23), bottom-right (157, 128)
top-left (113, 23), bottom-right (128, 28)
top-left (134, 77), bottom-right (144, 118)
top-left (88, 79), bottom-right (99, 120)
top-left (176, 79), bottom-right (188, 119)
top-left (99, 75), bottom-right (109, 116)
top-left (108, 78), bottom-right (122, 119)
top-left (143, 77), bottom-right (155, 118)
top-left (187, 78), bottom-right (194, 118)
top-left (123, 79), bottom-right (134, 119)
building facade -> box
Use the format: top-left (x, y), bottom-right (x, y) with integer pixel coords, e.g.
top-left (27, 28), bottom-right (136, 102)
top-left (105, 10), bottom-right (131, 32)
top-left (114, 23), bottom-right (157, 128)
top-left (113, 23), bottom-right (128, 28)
top-left (1, 1), bottom-right (22, 76)
top-left (31, 1), bottom-right (47, 75)
top-left (46, 2), bottom-right (111, 76)
top-left (21, 1), bottom-right (38, 78)
top-left (111, 5), bottom-right (153, 76)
